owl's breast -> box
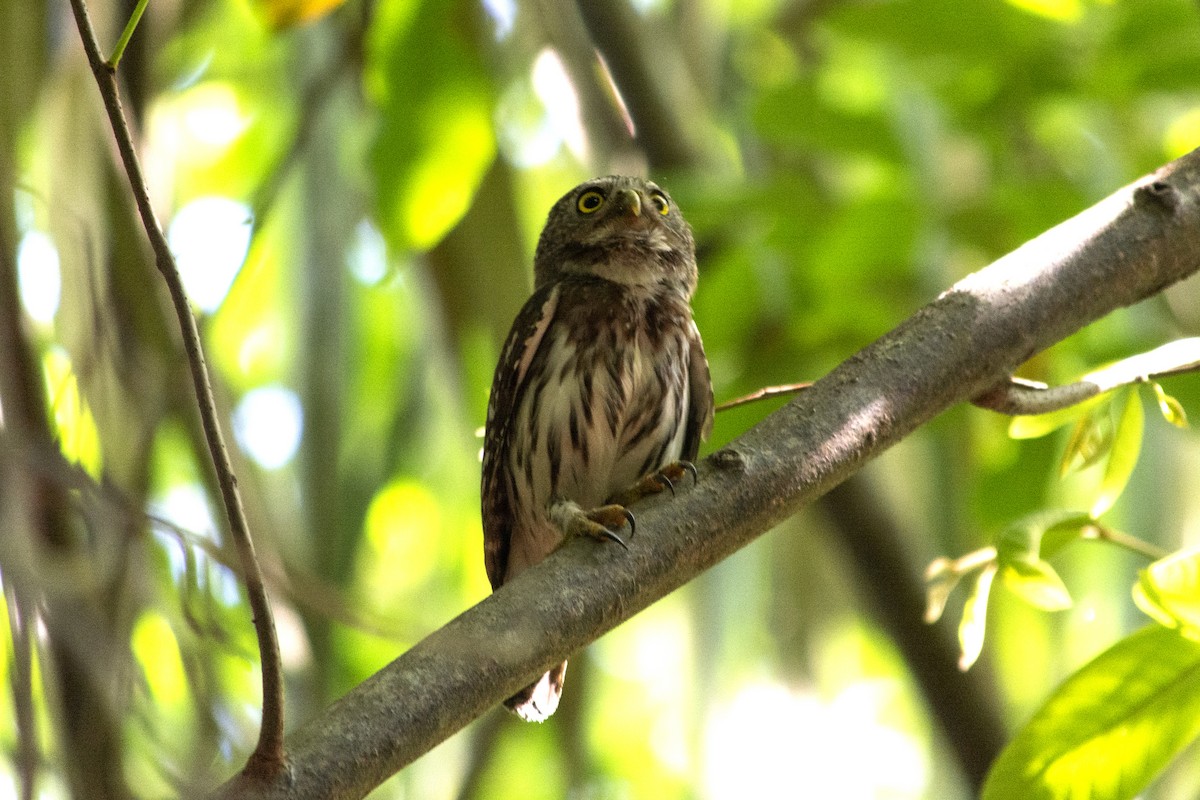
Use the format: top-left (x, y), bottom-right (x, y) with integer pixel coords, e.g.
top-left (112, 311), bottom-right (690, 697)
top-left (499, 279), bottom-right (695, 579)
top-left (547, 284), bottom-right (691, 499)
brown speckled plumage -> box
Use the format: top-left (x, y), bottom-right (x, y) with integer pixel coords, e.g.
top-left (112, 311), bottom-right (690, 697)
top-left (481, 176), bottom-right (712, 721)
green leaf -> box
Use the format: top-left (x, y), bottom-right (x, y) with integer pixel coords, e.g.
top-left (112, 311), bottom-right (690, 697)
top-left (1059, 405), bottom-right (1112, 477)
top-left (1133, 545), bottom-right (1200, 635)
top-left (983, 625), bottom-right (1200, 800)
top-left (996, 509), bottom-right (1092, 563)
top-left (958, 563), bottom-right (997, 671)
top-left (1152, 382), bottom-right (1188, 428)
top-left (925, 557), bottom-right (964, 624)
top-left (367, 0), bottom-right (496, 252)
top-left (1001, 558), bottom-right (1072, 612)
top-left (1090, 387), bottom-right (1144, 518)
top-left (1008, 392), bottom-right (1109, 440)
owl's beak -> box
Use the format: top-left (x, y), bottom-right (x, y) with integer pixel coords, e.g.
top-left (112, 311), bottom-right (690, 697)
top-left (614, 187), bottom-right (642, 218)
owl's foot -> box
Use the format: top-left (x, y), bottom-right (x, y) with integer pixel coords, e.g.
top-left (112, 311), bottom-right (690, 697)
top-left (608, 461), bottom-right (698, 507)
top-left (549, 500), bottom-right (635, 549)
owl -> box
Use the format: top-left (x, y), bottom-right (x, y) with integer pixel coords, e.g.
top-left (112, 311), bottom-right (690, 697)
top-left (481, 176), bottom-right (713, 722)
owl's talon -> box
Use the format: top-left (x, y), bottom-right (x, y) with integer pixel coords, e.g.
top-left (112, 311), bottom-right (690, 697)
top-left (599, 528), bottom-right (630, 550)
top-left (550, 501), bottom-right (635, 549)
top-left (607, 461), bottom-right (698, 507)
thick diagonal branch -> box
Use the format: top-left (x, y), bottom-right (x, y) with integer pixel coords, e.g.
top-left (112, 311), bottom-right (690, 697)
top-left (213, 145), bottom-right (1200, 799)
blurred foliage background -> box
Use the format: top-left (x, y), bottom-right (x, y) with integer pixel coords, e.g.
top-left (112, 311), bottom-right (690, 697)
top-left (3, 0), bottom-right (1200, 797)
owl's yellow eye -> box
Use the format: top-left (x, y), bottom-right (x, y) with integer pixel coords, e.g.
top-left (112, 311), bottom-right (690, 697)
top-left (650, 192), bottom-right (670, 215)
top-left (577, 190), bottom-right (605, 214)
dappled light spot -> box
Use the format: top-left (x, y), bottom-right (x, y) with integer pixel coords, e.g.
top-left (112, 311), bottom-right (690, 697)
top-left (533, 48), bottom-right (587, 161)
top-left (132, 611), bottom-right (188, 708)
top-left (232, 385), bottom-right (303, 470)
top-left (361, 480), bottom-right (441, 601)
top-left (177, 81), bottom-right (251, 150)
top-left (704, 681), bottom-right (927, 799)
top-left (480, 0), bottom-right (515, 40)
top-left (348, 219), bottom-right (389, 285)
top-left (496, 76), bottom-right (563, 168)
top-left (42, 348), bottom-right (102, 477)
top-left (1164, 107), bottom-right (1200, 160)
top-left (1005, 0), bottom-right (1083, 23)
top-left (17, 229), bottom-right (61, 324)
top-left (398, 102), bottom-right (494, 249)
top-left (168, 196), bottom-right (252, 313)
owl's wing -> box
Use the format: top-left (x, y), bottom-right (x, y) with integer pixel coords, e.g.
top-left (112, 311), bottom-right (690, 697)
top-left (681, 319), bottom-right (713, 462)
top-left (481, 283), bottom-right (562, 591)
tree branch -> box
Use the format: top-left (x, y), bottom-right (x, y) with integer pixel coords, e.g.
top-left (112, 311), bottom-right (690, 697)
top-left (212, 145), bottom-right (1200, 798)
top-left (574, 0), bottom-right (713, 171)
top-left (821, 474), bottom-right (1008, 790)
top-left (973, 338), bottom-right (1200, 415)
top-left (65, 0), bottom-right (287, 780)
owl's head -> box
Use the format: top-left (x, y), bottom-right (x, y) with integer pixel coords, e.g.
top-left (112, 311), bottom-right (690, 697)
top-left (533, 176), bottom-right (697, 296)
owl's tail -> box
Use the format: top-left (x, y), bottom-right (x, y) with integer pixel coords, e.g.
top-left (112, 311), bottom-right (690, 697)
top-left (505, 660), bottom-right (568, 722)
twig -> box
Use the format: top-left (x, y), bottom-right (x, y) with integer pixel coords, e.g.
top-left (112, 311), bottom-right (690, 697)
top-left (1085, 524), bottom-right (1170, 561)
top-left (107, 0), bottom-right (148, 69)
top-left (715, 381), bottom-right (812, 412)
top-left (973, 338), bottom-right (1200, 415)
top-left (65, 0), bottom-right (286, 779)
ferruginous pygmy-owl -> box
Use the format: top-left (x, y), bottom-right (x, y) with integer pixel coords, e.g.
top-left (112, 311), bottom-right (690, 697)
top-left (481, 175), bottom-right (713, 722)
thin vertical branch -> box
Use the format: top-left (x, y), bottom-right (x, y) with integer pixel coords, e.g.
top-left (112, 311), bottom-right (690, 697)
top-left (65, 0), bottom-right (286, 779)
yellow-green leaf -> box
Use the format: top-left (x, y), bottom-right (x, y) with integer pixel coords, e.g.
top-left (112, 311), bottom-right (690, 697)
top-left (368, 0), bottom-right (496, 253)
top-left (983, 626), bottom-right (1200, 800)
top-left (1090, 387), bottom-right (1143, 518)
top-left (925, 563), bottom-right (960, 624)
top-left (958, 563), bottom-right (997, 671)
top-left (1059, 405), bottom-right (1112, 477)
top-left (1008, 392), bottom-right (1109, 440)
top-left (997, 510), bottom-right (1092, 563)
top-left (1133, 545), bottom-right (1200, 636)
top-left (1002, 558), bottom-right (1072, 612)
top-left (1152, 382), bottom-right (1188, 428)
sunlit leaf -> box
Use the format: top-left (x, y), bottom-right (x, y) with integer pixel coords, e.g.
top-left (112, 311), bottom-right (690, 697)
top-left (210, 233), bottom-right (288, 390)
top-left (132, 611), bottom-right (188, 708)
top-left (1152, 382), bottom-right (1188, 428)
top-left (1008, 392), bottom-right (1109, 440)
top-left (1001, 558), bottom-right (1072, 612)
top-left (1090, 387), bottom-right (1144, 518)
top-left (359, 480), bottom-right (442, 604)
top-left (252, 0), bottom-right (346, 29)
top-left (958, 563), bottom-right (997, 671)
top-left (996, 509), bottom-right (1092, 562)
top-left (1005, 0), bottom-right (1082, 23)
top-left (1133, 545), bottom-right (1200, 636)
top-left (43, 347), bottom-right (103, 477)
top-left (368, 0), bottom-right (496, 252)
top-left (925, 558), bottom-right (962, 624)
top-left (983, 625), bottom-right (1200, 800)
top-left (1059, 405), bottom-right (1111, 477)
